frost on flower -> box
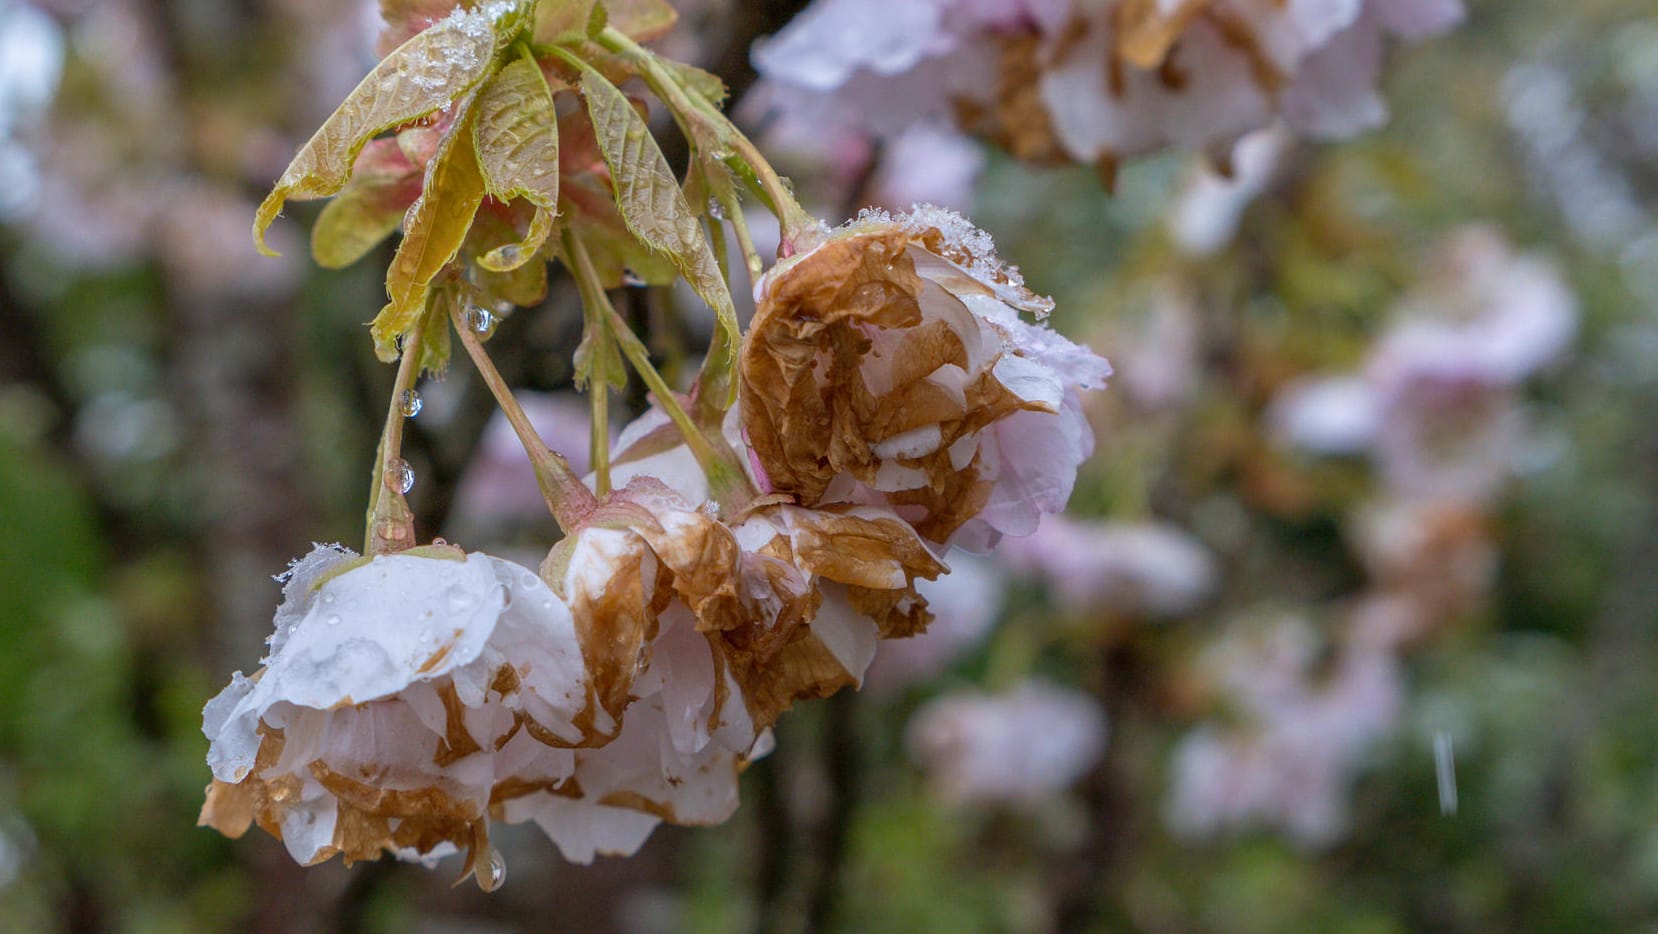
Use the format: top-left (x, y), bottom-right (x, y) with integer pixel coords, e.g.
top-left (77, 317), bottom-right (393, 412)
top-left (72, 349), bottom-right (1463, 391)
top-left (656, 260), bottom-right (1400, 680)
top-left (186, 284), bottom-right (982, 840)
top-left (741, 206), bottom-right (1110, 552)
top-left (907, 680), bottom-right (1107, 805)
top-left (752, 0), bottom-right (1465, 171)
top-left (601, 412), bottom-right (949, 726)
top-left (199, 543), bottom-right (594, 886)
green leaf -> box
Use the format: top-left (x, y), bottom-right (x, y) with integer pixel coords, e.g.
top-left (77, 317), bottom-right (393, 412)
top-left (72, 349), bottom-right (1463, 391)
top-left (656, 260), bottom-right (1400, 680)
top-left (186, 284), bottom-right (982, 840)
top-left (472, 58), bottom-right (561, 272)
top-left (535, 0), bottom-right (676, 44)
top-left (578, 64), bottom-right (740, 403)
top-left (372, 99), bottom-right (488, 361)
top-left (466, 207), bottom-right (550, 306)
top-left (585, 0), bottom-right (609, 37)
top-left (310, 156), bottom-right (422, 268)
top-left (473, 58), bottom-right (561, 210)
top-left (660, 59), bottom-right (727, 106)
top-left (417, 290), bottom-right (454, 376)
top-left (252, 15), bottom-right (499, 255)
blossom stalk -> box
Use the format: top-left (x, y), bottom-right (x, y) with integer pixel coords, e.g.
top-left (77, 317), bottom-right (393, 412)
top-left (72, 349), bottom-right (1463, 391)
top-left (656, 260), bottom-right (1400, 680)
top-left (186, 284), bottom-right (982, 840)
top-left (450, 303), bottom-right (597, 531)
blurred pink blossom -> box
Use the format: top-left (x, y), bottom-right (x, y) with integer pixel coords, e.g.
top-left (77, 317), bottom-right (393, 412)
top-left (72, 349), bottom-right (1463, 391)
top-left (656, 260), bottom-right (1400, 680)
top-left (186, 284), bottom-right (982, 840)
top-left (907, 679), bottom-right (1107, 806)
top-left (1000, 515), bottom-right (1217, 617)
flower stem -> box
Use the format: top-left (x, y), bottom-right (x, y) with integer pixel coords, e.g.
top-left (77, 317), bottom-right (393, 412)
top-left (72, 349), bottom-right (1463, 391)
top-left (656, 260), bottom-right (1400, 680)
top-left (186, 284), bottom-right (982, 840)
top-left (564, 230), bottom-right (757, 515)
top-left (450, 304), bottom-right (597, 531)
top-left (594, 26), bottom-right (815, 247)
top-left (364, 311), bottom-right (425, 555)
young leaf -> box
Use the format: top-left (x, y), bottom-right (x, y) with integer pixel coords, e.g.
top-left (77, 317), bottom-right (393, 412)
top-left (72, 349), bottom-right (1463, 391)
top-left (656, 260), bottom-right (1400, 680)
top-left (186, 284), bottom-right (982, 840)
top-left (372, 100), bottom-right (487, 361)
top-left (311, 166), bottom-right (423, 268)
top-left (535, 0), bottom-right (677, 45)
top-left (252, 17), bottom-right (499, 255)
top-left (472, 58), bottom-right (561, 271)
top-left (474, 58), bottom-right (561, 210)
top-left (579, 65), bottom-right (740, 401)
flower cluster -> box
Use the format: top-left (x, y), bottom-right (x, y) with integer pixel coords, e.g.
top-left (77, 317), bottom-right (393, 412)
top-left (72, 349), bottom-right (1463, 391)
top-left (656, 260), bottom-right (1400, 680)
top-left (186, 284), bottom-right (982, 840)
top-left (197, 0), bottom-right (1109, 883)
top-left (752, 0), bottom-right (1465, 176)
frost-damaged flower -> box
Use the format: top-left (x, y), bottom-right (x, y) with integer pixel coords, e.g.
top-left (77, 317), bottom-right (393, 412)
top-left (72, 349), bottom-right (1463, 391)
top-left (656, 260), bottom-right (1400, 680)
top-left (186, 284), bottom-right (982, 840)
top-left (199, 543), bottom-right (595, 887)
top-left (907, 680), bottom-right (1107, 805)
top-left (601, 415), bottom-right (949, 724)
top-left (752, 0), bottom-right (1464, 173)
top-left (742, 206), bottom-right (1110, 552)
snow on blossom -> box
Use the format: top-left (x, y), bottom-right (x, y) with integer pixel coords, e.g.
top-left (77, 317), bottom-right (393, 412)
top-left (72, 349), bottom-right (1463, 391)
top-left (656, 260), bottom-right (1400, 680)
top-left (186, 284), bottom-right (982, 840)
top-left (741, 205), bottom-right (1110, 552)
top-left (907, 680), bottom-right (1107, 805)
top-left (200, 543), bottom-right (596, 884)
top-left (752, 0), bottom-right (1463, 170)
top-left (1271, 227), bottom-right (1577, 503)
top-left (1000, 515), bottom-right (1217, 618)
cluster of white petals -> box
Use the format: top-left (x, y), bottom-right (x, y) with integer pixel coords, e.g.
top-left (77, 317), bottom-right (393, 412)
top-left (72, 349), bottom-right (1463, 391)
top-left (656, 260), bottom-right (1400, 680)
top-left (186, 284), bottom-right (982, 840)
top-left (907, 680), bottom-right (1108, 805)
top-left (752, 0), bottom-right (1464, 170)
top-left (201, 545), bottom-right (601, 882)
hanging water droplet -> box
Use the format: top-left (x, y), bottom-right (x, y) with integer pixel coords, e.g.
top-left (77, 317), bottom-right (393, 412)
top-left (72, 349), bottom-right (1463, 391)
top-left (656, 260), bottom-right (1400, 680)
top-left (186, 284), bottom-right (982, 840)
top-left (706, 197), bottom-right (727, 220)
top-left (464, 304), bottom-right (497, 337)
top-left (621, 268), bottom-right (646, 288)
top-left (325, 614), bottom-right (342, 626)
top-left (398, 388), bottom-right (423, 418)
top-left (481, 847), bottom-right (507, 891)
top-left (385, 458), bottom-right (415, 494)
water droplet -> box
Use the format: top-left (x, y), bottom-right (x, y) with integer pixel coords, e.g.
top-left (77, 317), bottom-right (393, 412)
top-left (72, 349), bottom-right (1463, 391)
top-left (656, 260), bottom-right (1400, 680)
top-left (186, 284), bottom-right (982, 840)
top-left (325, 614), bottom-right (342, 626)
top-left (399, 389), bottom-right (424, 418)
top-left (481, 847), bottom-right (507, 891)
top-left (432, 537), bottom-right (448, 546)
top-left (706, 197), bottom-right (727, 220)
top-left (385, 458), bottom-right (415, 494)
top-left (464, 304), bottom-right (497, 337)
top-left (321, 592), bottom-right (336, 605)
top-left (621, 268), bottom-right (646, 288)
top-left (520, 571), bottom-right (540, 590)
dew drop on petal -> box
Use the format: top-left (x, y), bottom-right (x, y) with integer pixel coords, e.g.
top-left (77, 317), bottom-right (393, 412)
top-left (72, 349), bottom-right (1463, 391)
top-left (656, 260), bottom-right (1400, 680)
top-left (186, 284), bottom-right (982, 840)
top-left (621, 268), bottom-right (646, 288)
top-left (325, 614), bottom-right (341, 626)
top-left (321, 592), bottom-right (336, 605)
top-left (385, 458), bottom-right (415, 494)
top-left (399, 389), bottom-right (424, 418)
